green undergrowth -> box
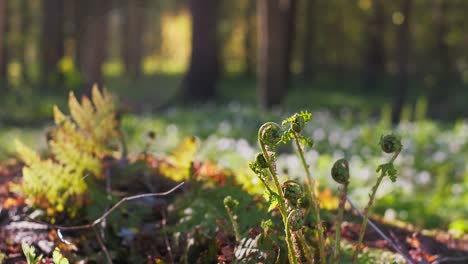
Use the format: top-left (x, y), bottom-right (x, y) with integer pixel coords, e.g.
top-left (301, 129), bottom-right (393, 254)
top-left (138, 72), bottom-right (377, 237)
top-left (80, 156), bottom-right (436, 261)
top-left (166, 174), bottom-right (406, 263)
top-left (0, 103), bottom-right (468, 233)
top-left (3, 72), bottom-right (466, 126)
top-left (0, 87), bottom-right (466, 263)
top-left (14, 86), bottom-right (122, 218)
top-left (121, 106), bottom-right (467, 233)
top-left (2, 102), bottom-right (468, 231)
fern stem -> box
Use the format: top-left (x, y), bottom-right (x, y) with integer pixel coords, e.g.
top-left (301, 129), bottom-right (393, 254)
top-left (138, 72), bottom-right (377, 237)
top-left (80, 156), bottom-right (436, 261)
top-left (225, 207), bottom-right (241, 243)
top-left (352, 172), bottom-right (384, 263)
top-left (352, 150), bottom-right (400, 262)
top-left (258, 126), bottom-right (298, 264)
top-left (293, 134), bottom-right (326, 264)
top-left (332, 183), bottom-right (348, 263)
top-left (297, 231), bottom-right (314, 264)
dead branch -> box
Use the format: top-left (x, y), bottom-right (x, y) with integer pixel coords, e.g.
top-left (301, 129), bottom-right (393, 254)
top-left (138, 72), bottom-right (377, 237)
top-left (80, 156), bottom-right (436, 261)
top-left (93, 227), bottom-right (113, 264)
top-left (23, 182), bottom-right (184, 231)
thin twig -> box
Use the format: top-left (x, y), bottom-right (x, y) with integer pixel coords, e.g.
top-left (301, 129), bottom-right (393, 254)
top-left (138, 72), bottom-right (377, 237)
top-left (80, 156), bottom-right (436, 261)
top-left (346, 197), bottom-right (415, 264)
top-left (23, 182), bottom-right (185, 231)
top-left (93, 227), bottom-right (113, 264)
top-left (162, 209), bottom-right (175, 264)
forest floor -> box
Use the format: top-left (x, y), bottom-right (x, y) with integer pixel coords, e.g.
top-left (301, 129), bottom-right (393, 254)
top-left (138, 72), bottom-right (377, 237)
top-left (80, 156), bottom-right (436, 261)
top-left (1, 79), bottom-right (467, 263)
top-left (1, 159), bottom-right (468, 264)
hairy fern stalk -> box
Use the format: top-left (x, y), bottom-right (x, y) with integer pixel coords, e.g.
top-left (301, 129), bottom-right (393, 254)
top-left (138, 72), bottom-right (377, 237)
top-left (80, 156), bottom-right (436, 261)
top-left (248, 111), bottom-right (403, 263)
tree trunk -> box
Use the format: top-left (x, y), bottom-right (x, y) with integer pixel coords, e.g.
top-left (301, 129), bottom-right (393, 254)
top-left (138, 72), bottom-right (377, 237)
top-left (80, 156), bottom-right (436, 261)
top-left (284, 0), bottom-right (297, 85)
top-left (392, 0), bottom-right (412, 125)
top-left (243, 0), bottom-right (255, 78)
top-left (433, 0), bottom-right (450, 74)
top-left (362, 0), bottom-right (385, 90)
top-left (429, 0), bottom-right (451, 116)
top-left (19, 0), bottom-right (29, 83)
top-left (183, 0), bottom-right (220, 102)
top-left (257, 0), bottom-right (297, 109)
top-left (333, 2), bottom-right (346, 77)
top-left (122, 0), bottom-right (145, 80)
top-left (72, 0), bottom-right (86, 71)
top-left (302, 0), bottom-right (315, 81)
top-left (41, 0), bottom-right (65, 91)
top-left (0, 0), bottom-right (7, 91)
top-left (78, 0), bottom-right (111, 90)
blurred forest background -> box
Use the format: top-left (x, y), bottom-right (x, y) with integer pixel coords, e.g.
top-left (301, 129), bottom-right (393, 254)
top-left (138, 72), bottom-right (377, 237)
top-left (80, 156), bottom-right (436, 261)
top-left (0, 0), bottom-right (467, 124)
top-left (1, 2), bottom-right (468, 257)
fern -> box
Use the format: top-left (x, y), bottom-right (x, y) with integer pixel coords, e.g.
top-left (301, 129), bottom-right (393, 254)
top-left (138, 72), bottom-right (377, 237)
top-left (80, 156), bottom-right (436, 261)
top-left (52, 247), bottom-right (70, 264)
top-left (22, 243), bottom-right (42, 264)
top-left (158, 136), bottom-right (197, 181)
top-left (21, 243), bottom-right (70, 264)
top-left (16, 85), bottom-right (121, 217)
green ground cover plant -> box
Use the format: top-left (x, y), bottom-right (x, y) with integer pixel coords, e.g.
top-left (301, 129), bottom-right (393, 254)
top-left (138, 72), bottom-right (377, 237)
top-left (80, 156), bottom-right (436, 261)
top-left (14, 85), bottom-right (122, 218)
top-left (0, 89), bottom-right (466, 263)
top-left (22, 243), bottom-right (69, 264)
top-left (247, 111), bottom-right (403, 263)
top-left (2, 103), bottom-right (467, 231)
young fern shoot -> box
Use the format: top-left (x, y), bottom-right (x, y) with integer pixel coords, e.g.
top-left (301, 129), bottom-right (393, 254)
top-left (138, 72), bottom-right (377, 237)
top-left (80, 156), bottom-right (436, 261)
top-left (352, 134), bottom-right (403, 262)
top-left (281, 112), bottom-right (326, 264)
top-left (224, 196), bottom-right (241, 243)
top-left (250, 122), bottom-right (299, 264)
top-left (250, 112), bottom-right (404, 263)
top-left (330, 158), bottom-right (350, 264)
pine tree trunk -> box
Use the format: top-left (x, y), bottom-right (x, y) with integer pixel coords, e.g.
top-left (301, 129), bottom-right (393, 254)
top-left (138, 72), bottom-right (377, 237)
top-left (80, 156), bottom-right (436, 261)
top-left (122, 0), bottom-right (145, 80)
top-left (362, 0), bottom-right (385, 90)
top-left (183, 0), bottom-right (220, 101)
top-left (78, 0), bottom-right (111, 90)
top-left (72, 0), bottom-right (86, 71)
top-left (0, 0), bottom-right (7, 91)
top-left (19, 0), bottom-right (29, 83)
top-left (335, 3), bottom-right (346, 77)
top-left (430, 0), bottom-right (451, 116)
top-left (302, 0), bottom-right (315, 81)
top-left (243, 0), bottom-right (255, 78)
top-left (434, 0), bottom-right (450, 74)
top-left (41, 0), bottom-right (65, 91)
top-left (257, 0), bottom-right (297, 109)
top-left (284, 0), bottom-right (297, 85)
top-left (392, 0), bottom-right (412, 125)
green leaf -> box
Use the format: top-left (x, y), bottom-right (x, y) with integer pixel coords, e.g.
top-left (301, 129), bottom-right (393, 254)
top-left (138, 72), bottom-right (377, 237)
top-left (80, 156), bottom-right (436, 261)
top-left (376, 163), bottom-right (398, 182)
top-left (22, 243), bottom-right (43, 264)
top-left (299, 111), bottom-right (312, 123)
top-left (261, 219), bottom-right (274, 233)
top-left (52, 248), bottom-right (70, 264)
top-left (280, 130), bottom-right (294, 144)
top-left (267, 194), bottom-right (279, 212)
top-left (387, 164), bottom-right (398, 182)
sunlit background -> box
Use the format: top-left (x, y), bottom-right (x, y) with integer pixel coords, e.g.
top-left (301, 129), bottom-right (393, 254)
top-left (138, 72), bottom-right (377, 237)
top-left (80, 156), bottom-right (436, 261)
top-left (0, 0), bottom-right (468, 237)
top-left (0, 0), bottom-right (467, 122)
